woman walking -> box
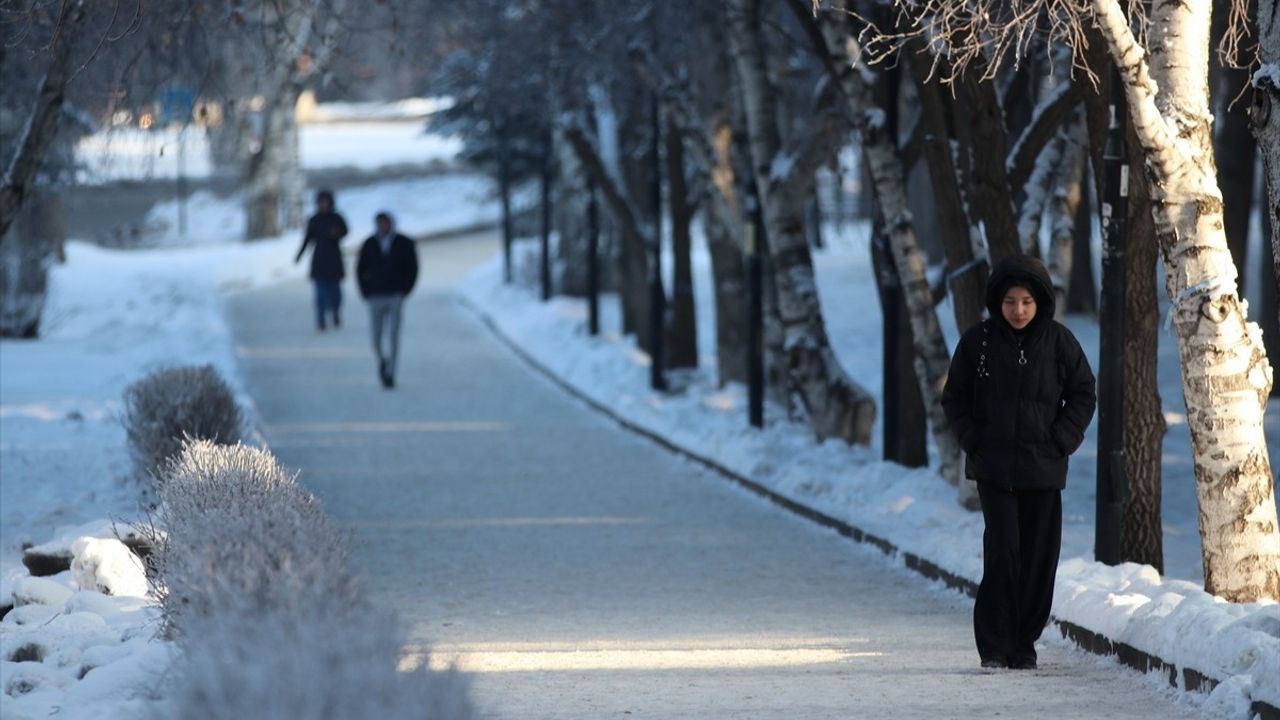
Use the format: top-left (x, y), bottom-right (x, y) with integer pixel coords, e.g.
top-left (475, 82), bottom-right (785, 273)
top-left (295, 189), bottom-right (349, 332)
top-left (941, 255), bottom-right (1096, 670)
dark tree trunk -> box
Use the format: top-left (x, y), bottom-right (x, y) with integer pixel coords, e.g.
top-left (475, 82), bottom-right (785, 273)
top-left (540, 137), bottom-right (553, 302)
top-left (872, 226), bottom-right (928, 467)
top-left (499, 124), bottom-right (514, 284)
top-left (1211, 0), bottom-right (1256, 292)
top-left (1120, 133), bottom-right (1167, 572)
top-left (907, 52), bottom-right (986, 331)
top-left (666, 116), bottom-right (698, 370)
top-left (0, 17), bottom-right (78, 243)
top-left (564, 123), bottom-right (653, 350)
top-left (0, 190), bottom-right (62, 338)
top-left (961, 75), bottom-right (1021, 264)
top-left (1067, 187), bottom-right (1098, 316)
top-left (1262, 213), bottom-right (1280, 397)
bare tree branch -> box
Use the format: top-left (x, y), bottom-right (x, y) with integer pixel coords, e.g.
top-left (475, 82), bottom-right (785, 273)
top-left (1006, 80), bottom-right (1083, 189)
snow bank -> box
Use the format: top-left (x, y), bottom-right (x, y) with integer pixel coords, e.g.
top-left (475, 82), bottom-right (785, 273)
top-left (0, 553), bottom-right (164, 720)
top-left (459, 251), bottom-right (1280, 718)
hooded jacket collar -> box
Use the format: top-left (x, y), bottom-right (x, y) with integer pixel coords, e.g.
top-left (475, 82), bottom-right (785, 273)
top-left (984, 254), bottom-right (1056, 342)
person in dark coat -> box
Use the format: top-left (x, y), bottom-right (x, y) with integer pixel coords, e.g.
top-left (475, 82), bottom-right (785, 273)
top-left (295, 189), bottom-right (349, 332)
top-left (356, 211), bottom-right (418, 389)
top-left (941, 254), bottom-right (1096, 671)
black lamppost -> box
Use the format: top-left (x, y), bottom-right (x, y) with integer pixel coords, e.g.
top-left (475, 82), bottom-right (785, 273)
top-left (745, 174), bottom-right (765, 428)
top-left (587, 176), bottom-right (600, 336)
top-left (1096, 71), bottom-right (1131, 565)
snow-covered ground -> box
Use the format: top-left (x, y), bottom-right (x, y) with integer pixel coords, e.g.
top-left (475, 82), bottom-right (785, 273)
top-left (75, 119), bottom-right (462, 185)
top-left (458, 229), bottom-right (1280, 717)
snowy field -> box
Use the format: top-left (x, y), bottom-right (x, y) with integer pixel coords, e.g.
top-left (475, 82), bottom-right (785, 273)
top-left (74, 120), bottom-right (463, 185)
top-left (460, 229), bottom-right (1280, 718)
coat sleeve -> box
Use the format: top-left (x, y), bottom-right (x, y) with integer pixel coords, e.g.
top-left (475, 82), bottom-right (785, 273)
top-left (355, 240), bottom-right (371, 297)
top-left (402, 236), bottom-right (419, 295)
top-left (295, 219), bottom-right (313, 263)
top-left (1050, 327), bottom-right (1097, 456)
top-left (335, 214), bottom-right (349, 240)
top-left (941, 331), bottom-right (981, 453)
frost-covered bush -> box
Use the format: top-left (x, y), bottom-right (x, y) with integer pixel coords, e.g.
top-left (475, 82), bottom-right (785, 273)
top-left (146, 440), bottom-right (473, 717)
top-left (160, 608), bottom-right (473, 720)
top-left (146, 440), bottom-right (358, 629)
top-left (123, 365), bottom-right (244, 476)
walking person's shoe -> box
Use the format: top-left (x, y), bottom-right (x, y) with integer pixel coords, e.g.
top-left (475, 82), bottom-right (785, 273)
top-left (980, 658), bottom-right (1008, 669)
top-left (378, 359), bottom-right (393, 389)
top-left (1008, 656), bottom-right (1037, 670)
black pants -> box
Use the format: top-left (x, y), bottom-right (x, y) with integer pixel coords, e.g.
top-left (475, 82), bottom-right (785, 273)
top-left (974, 483), bottom-right (1062, 665)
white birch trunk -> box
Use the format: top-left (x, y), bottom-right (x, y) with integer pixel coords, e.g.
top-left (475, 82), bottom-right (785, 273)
top-left (728, 0), bottom-right (876, 445)
top-left (1094, 0), bottom-right (1280, 602)
top-left (817, 5), bottom-right (968, 499)
top-left (1046, 117), bottom-right (1087, 321)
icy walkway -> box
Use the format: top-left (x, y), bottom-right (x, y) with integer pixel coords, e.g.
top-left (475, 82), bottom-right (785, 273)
top-left (226, 232), bottom-right (1205, 720)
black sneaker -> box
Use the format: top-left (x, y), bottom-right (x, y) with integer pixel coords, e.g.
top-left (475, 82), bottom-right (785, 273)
top-left (980, 658), bottom-right (1008, 669)
top-left (1009, 657), bottom-right (1037, 670)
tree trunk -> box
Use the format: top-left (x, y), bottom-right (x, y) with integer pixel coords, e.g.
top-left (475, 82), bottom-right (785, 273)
top-left (1098, 0), bottom-right (1280, 601)
top-left (666, 115), bottom-right (698, 370)
top-left (0, 6), bottom-right (81, 243)
top-left (728, 0), bottom-right (875, 444)
top-left (564, 122), bottom-right (653, 351)
top-left (961, 75), bottom-right (1022, 264)
top-left (705, 120), bottom-right (750, 387)
top-left (906, 49), bottom-right (986, 332)
top-left (1212, 0), bottom-right (1255, 292)
top-left (873, 230), bottom-right (929, 468)
top-left (1046, 117), bottom-right (1088, 320)
top-left (1120, 128), bottom-right (1167, 572)
top-left (554, 125), bottom-right (590, 296)
top-left (0, 190), bottom-right (62, 338)
top-left (245, 87), bottom-right (302, 240)
top-left (809, 3), bottom-right (968, 493)
top-left (1262, 221), bottom-right (1280, 397)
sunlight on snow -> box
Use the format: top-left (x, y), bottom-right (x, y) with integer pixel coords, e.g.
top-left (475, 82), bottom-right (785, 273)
top-left (400, 638), bottom-right (882, 673)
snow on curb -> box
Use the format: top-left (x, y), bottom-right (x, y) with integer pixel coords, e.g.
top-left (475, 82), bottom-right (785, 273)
top-left (458, 254), bottom-right (1280, 719)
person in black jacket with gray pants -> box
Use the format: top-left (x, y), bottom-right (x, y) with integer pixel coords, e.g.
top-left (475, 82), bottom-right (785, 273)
top-left (356, 212), bottom-right (418, 389)
top-left (941, 254), bottom-right (1096, 671)
top-left (295, 190), bottom-right (349, 332)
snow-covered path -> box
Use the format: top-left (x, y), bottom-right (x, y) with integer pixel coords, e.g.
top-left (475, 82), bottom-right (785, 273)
top-left (226, 232), bottom-right (1206, 720)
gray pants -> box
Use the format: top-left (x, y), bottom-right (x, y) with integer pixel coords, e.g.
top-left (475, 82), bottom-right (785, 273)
top-left (367, 294), bottom-right (404, 376)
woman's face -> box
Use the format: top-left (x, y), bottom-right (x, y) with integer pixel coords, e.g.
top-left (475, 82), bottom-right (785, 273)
top-left (1001, 285), bottom-right (1037, 330)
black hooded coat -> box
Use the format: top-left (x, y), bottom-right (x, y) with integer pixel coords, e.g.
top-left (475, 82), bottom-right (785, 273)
top-left (941, 256), bottom-right (1097, 491)
top-left (296, 211), bottom-right (349, 281)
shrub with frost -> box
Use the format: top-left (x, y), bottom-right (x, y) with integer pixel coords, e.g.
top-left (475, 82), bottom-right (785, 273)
top-left (122, 365), bottom-right (244, 476)
top-left (145, 439), bottom-right (473, 717)
top-left (145, 439), bottom-right (357, 629)
top-left (159, 608), bottom-right (472, 720)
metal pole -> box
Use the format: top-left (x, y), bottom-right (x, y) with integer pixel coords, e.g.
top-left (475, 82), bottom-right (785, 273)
top-left (649, 92), bottom-right (667, 391)
top-left (177, 127), bottom-right (188, 241)
top-left (587, 176), bottom-right (600, 336)
top-left (746, 174), bottom-right (765, 428)
top-left (1096, 69), bottom-right (1130, 565)
top-left (540, 133), bottom-right (553, 302)
top-left (499, 122), bottom-right (514, 284)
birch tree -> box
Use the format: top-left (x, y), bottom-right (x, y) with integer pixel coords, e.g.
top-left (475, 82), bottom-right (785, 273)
top-left (218, 0), bottom-right (349, 239)
top-left (874, 0), bottom-right (1280, 601)
top-left (726, 0), bottom-right (877, 445)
